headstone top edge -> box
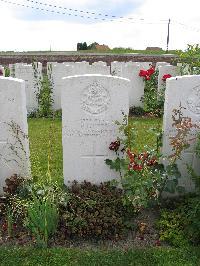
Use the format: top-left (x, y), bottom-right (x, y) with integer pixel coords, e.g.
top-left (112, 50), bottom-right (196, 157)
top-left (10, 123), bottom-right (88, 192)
top-left (62, 74), bottom-right (130, 82)
top-left (0, 77), bottom-right (25, 83)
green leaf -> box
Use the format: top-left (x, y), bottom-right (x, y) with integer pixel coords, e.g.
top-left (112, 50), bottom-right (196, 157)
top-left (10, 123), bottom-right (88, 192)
top-left (164, 179), bottom-right (178, 194)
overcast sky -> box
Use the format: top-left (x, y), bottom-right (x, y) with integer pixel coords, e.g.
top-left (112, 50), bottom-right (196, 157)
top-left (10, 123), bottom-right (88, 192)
top-left (0, 0), bottom-right (199, 51)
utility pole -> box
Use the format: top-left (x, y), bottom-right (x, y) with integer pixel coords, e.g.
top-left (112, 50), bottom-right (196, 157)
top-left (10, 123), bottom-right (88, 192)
top-left (166, 18), bottom-right (171, 53)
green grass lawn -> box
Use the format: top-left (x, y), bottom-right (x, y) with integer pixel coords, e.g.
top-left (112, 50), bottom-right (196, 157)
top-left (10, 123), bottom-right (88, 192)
top-left (0, 247), bottom-right (199, 266)
top-left (28, 117), bottom-right (162, 184)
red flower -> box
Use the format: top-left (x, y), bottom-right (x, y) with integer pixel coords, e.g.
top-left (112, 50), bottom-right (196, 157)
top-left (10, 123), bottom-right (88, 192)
top-left (2, 223), bottom-right (7, 231)
top-left (13, 223), bottom-right (17, 230)
top-left (162, 74), bottom-right (172, 81)
top-left (155, 239), bottom-right (161, 246)
top-left (139, 67), bottom-right (155, 81)
top-left (109, 140), bottom-right (120, 152)
top-left (133, 164), bottom-right (143, 171)
top-left (147, 67), bottom-right (155, 76)
top-left (139, 69), bottom-right (148, 77)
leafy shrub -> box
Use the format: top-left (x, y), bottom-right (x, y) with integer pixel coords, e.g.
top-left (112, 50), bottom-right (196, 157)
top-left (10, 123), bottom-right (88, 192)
top-left (105, 114), bottom-right (168, 210)
top-left (37, 75), bottom-right (54, 118)
top-left (158, 208), bottom-right (188, 247)
top-left (53, 109), bottom-right (62, 119)
top-left (3, 174), bottom-right (25, 196)
top-left (59, 181), bottom-right (135, 239)
top-left (129, 106), bottom-right (145, 116)
top-left (4, 67), bottom-right (10, 77)
top-left (177, 44), bottom-right (200, 75)
top-left (158, 196), bottom-right (200, 246)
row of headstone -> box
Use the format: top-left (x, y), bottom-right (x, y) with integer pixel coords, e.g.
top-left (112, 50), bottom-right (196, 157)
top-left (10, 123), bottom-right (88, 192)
top-left (48, 61), bottom-right (181, 111)
top-left (47, 61), bottom-right (111, 110)
top-left (5, 61), bottom-right (181, 112)
top-left (0, 74), bottom-right (199, 194)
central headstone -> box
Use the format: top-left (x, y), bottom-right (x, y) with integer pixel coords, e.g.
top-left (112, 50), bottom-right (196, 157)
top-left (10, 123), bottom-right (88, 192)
top-left (62, 74), bottom-right (130, 184)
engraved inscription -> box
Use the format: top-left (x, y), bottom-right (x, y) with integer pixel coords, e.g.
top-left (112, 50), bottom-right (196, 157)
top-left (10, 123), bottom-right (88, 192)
top-left (81, 82), bottom-right (111, 114)
top-left (187, 86), bottom-right (200, 114)
top-left (63, 118), bottom-right (115, 137)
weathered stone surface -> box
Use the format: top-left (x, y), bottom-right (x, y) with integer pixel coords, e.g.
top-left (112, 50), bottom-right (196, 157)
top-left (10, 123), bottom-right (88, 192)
top-left (14, 63), bottom-right (42, 114)
top-left (158, 65), bottom-right (180, 93)
top-left (0, 77), bottom-right (30, 194)
top-left (162, 75), bottom-right (200, 192)
top-left (61, 74), bottom-right (130, 184)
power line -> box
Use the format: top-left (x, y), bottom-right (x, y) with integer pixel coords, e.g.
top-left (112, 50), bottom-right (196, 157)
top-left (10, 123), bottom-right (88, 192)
top-left (0, 0), bottom-right (168, 24)
top-left (24, 0), bottom-right (168, 23)
top-left (172, 20), bottom-right (200, 33)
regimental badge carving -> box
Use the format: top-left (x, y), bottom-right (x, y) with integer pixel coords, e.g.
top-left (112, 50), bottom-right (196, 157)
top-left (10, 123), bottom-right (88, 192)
top-left (81, 82), bottom-right (111, 114)
top-left (187, 85), bottom-right (200, 114)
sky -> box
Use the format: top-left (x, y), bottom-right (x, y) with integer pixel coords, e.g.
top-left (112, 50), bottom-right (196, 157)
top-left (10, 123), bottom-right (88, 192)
top-left (0, 0), bottom-right (200, 51)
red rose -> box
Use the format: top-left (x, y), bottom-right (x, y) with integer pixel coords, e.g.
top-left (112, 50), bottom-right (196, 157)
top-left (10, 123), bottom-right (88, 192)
top-left (162, 74), bottom-right (172, 81)
top-left (133, 164), bottom-right (143, 171)
top-left (147, 67), bottom-right (155, 76)
top-left (139, 69), bottom-right (148, 77)
top-left (145, 75), bottom-right (150, 81)
top-left (109, 140), bottom-right (120, 152)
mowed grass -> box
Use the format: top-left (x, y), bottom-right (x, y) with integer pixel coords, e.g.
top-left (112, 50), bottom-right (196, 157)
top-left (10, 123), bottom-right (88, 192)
top-left (28, 117), bottom-right (162, 184)
top-left (0, 247), bottom-right (199, 266)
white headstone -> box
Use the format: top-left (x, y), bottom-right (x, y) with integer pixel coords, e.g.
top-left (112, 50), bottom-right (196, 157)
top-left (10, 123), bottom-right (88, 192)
top-left (87, 63), bottom-right (110, 75)
top-left (136, 62), bottom-right (152, 69)
top-left (50, 64), bottom-right (75, 110)
top-left (111, 62), bottom-right (144, 107)
top-left (162, 75), bottom-right (200, 192)
top-left (14, 63), bottom-right (42, 114)
top-left (0, 77), bottom-right (30, 194)
top-left (111, 61), bottom-right (126, 76)
top-left (158, 65), bottom-right (180, 93)
top-left (156, 62), bottom-right (169, 69)
top-left (48, 62), bottom-right (110, 110)
top-left (61, 74), bottom-right (130, 185)
top-left (92, 61), bottom-right (107, 67)
top-left (0, 65), bottom-right (5, 76)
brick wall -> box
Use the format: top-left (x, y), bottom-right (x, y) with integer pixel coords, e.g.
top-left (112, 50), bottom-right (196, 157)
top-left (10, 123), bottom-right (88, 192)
top-left (0, 53), bottom-right (178, 67)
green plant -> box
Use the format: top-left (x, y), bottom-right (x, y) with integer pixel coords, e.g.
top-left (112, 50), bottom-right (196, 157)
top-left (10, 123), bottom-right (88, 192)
top-left (3, 174), bottom-right (25, 196)
top-left (36, 75), bottom-right (54, 118)
top-left (105, 114), bottom-right (166, 210)
top-left (158, 196), bottom-right (200, 246)
top-left (139, 67), bottom-right (165, 117)
top-left (25, 189), bottom-right (59, 247)
top-left (158, 208), bottom-right (189, 247)
top-left (4, 67), bottom-right (10, 77)
top-left (129, 106), bottom-right (145, 116)
top-left (6, 206), bottom-right (14, 238)
top-left (196, 133), bottom-right (200, 158)
top-left (60, 181), bottom-right (135, 239)
top-left (162, 105), bottom-right (200, 194)
top-left (177, 44), bottom-right (200, 75)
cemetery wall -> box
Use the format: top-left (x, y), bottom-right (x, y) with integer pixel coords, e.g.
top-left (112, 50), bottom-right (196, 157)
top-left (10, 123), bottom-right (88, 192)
top-left (0, 53), bottom-right (177, 68)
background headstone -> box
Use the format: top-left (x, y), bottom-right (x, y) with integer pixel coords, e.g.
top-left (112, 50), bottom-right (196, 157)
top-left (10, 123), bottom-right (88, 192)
top-left (111, 62), bottom-right (144, 107)
top-left (158, 65), bottom-right (180, 93)
top-left (13, 63), bottom-right (42, 114)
